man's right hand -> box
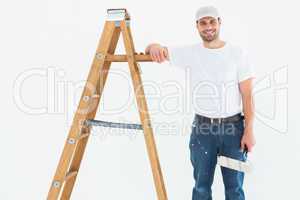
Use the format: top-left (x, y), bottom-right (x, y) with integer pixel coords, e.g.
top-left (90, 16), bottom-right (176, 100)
top-left (145, 43), bottom-right (169, 63)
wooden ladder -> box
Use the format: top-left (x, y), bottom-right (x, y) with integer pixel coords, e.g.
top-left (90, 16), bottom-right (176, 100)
top-left (47, 8), bottom-right (168, 200)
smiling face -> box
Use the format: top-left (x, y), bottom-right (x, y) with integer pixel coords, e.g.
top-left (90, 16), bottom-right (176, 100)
top-left (196, 16), bottom-right (221, 42)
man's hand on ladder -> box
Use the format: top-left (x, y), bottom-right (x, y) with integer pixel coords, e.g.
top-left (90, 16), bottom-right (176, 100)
top-left (145, 43), bottom-right (169, 63)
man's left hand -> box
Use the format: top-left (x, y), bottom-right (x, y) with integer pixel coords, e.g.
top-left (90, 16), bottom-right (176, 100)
top-left (241, 127), bottom-right (256, 152)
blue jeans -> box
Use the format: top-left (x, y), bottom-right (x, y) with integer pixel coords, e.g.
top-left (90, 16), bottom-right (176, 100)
top-left (189, 113), bottom-right (247, 200)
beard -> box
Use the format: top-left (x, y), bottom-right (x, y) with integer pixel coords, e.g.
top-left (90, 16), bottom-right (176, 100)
top-left (199, 29), bottom-right (219, 42)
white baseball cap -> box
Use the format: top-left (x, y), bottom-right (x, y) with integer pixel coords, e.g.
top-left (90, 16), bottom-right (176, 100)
top-left (195, 6), bottom-right (220, 22)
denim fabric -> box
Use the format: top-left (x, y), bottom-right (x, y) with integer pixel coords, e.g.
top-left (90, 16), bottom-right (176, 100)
top-left (189, 113), bottom-right (247, 200)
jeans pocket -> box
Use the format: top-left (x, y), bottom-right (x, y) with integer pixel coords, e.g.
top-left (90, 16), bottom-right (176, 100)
top-left (189, 130), bottom-right (197, 148)
top-left (233, 119), bottom-right (244, 136)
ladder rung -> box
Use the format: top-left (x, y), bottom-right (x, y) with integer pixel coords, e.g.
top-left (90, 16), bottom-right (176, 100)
top-left (78, 133), bottom-right (90, 140)
top-left (83, 94), bottom-right (100, 102)
top-left (85, 119), bottom-right (143, 130)
top-left (91, 94), bottom-right (100, 98)
top-left (105, 54), bottom-right (152, 62)
top-left (65, 171), bottom-right (78, 182)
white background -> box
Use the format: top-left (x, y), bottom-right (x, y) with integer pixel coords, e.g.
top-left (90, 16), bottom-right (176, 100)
top-left (1, 0), bottom-right (299, 199)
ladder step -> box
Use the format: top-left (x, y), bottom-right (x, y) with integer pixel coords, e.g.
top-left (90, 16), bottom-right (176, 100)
top-left (78, 132), bottom-right (90, 140)
top-left (65, 171), bottom-right (78, 182)
top-left (92, 94), bottom-right (100, 98)
top-left (85, 119), bottom-right (143, 130)
top-left (51, 171), bottom-right (78, 189)
top-left (105, 54), bottom-right (152, 62)
top-left (83, 94), bottom-right (100, 102)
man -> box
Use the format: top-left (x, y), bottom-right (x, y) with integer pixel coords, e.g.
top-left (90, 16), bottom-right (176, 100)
top-left (145, 6), bottom-right (256, 200)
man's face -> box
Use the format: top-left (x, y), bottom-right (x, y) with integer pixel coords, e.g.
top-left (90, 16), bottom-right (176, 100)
top-left (196, 16), bottom-right (221, 42)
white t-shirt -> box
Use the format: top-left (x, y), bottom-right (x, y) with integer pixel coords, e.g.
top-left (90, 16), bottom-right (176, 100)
top-left (168, 42), bottom-right (255, 118)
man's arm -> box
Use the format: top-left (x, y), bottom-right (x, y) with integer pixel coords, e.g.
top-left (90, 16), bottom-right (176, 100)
top-left (239, 78), bottom-right (256, 152)
top-left (145, 43), bottom-right (169, 63)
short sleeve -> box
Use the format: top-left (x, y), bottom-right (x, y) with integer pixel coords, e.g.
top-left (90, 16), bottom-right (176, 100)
top-left (167, 45), bottom-right (192, 69)
top-left (237, 49), bottom-right (255, 82)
